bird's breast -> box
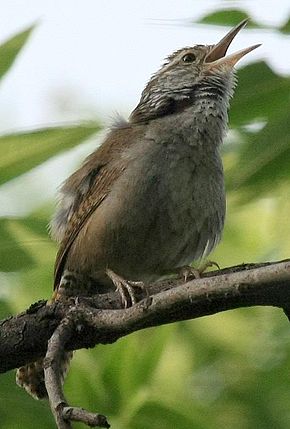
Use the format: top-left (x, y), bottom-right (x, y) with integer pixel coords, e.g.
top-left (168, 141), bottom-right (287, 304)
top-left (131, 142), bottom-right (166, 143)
top-left (65, 129), bottom-right (226, 283)
top-left (100, 138), bottom-right (226, 278)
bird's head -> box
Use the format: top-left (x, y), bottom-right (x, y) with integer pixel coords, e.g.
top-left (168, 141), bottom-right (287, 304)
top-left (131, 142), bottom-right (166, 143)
top-left (130, 19), bottom-right (260, 123)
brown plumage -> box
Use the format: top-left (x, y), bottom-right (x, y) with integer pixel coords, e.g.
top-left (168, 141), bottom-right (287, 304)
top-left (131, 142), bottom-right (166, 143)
top-left (16, 19), bottom-right (260, 400)
top-left (53, 125), bottom-right (145, 291)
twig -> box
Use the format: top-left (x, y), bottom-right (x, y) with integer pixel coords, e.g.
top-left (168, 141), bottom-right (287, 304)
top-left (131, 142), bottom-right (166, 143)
top-left (44, 316), bottom-right (72, 428)
top-left (62, 407), bottom-right (110, 428)
top-left (43, 311), bottom-right (110, 428)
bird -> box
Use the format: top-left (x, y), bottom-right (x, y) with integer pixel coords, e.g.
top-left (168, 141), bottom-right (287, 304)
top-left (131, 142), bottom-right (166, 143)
top-left (16, 19), bottom-right (260, 399)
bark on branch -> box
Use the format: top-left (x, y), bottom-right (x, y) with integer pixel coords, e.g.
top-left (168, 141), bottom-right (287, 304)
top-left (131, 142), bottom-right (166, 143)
top-left (1, 259), bottom-right (290, 374)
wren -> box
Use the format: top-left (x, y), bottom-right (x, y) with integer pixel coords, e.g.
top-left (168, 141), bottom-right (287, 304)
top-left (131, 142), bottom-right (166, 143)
top-left (16, 19), bottom-right (260, 399)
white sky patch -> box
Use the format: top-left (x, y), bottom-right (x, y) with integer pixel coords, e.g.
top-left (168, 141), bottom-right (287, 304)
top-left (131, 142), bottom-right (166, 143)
top-left (0, 0), bottom-right (289, 216)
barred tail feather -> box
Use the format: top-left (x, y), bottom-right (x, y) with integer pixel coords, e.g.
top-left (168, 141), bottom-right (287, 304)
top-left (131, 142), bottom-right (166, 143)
top-left (16, 351), bottom-right (73, 400)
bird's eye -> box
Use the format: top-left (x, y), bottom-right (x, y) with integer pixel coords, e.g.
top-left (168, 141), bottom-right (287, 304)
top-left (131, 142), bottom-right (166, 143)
top-left (182, 53), bottom-right (196, 63)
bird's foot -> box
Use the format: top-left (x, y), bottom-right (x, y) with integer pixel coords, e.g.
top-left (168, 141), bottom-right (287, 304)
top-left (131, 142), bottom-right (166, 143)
top-left (178, 260), bottom-right (220, 282)
top-left (106, 268), bottom-right (145, 308)
top-left (178, 266), bottom-right (201, 282)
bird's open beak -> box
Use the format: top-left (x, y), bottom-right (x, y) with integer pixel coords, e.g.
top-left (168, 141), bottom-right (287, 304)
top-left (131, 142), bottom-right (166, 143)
top-left (204, 19), bottom-right (261, 70)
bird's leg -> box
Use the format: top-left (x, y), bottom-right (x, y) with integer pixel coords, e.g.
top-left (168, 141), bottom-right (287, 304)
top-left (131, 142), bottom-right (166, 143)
top-left (177, 261), bottom-right (220, 283)
top-left (105, 268), bottom-right (145, 308)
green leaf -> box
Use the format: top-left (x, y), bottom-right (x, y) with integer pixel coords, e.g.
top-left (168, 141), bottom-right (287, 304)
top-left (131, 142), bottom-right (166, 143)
top-left (227, 110), bottom-right (290, 197)
top-left (0, 123), bottom-right (100, 185)
top-left (230, 62), bottom-right (290, 126)
top-left (280, 17), bottom-right (290, 34)
top-left (133, 401), bottom-right (204, 429)
top-left (0, 25), bottom-right (34, 83)
top-left (197, 9), bottom-right (290, 36)
top-left (226, 62), bottom-right (290, 203)
top-left (0, 214), bottom-right (55, 273)
top-left (0, 218), bottom-right (35, 271)
top-left (197, 9), bottom-right (265, 28)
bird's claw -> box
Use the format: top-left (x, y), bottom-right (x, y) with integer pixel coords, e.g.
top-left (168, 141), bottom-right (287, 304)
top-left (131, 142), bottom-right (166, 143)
top-left (106, 268), bottom-right (145, 308)
top-left (178, 266), bottom-right (201, 283)
top-left (178, 260), bottom-right (220, 282)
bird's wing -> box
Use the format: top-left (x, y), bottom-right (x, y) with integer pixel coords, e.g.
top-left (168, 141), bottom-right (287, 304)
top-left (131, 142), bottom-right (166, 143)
top-left (53, 125), bottom-right (143, 289)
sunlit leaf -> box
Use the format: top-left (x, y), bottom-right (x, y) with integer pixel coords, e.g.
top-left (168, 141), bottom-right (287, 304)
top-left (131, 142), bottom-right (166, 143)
top-left (0, 123), bottom-right (100, 185)
top-left (0, 218), bottom-right (35, 271)
top-left (0, 25), bottom-right (34, 83)
top-left (197, 9), bottom-right (265, 28)
top-left (0, 214), bottom-right (56, 306)
top-left (0, 214), bottom-right (54, 274)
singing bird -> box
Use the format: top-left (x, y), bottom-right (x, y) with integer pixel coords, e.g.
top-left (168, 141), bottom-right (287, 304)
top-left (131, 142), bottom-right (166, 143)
top-left (16, 19), bottom-right (260, 399)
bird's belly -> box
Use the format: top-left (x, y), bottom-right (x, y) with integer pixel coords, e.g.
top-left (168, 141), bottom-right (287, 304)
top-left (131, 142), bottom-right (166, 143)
top-left (66, 147), bottom-right (225, 283)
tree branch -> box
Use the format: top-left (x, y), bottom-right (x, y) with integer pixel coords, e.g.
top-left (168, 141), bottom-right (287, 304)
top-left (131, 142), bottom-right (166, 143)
top-left (43, 313), bottom-right (110, 428)
top-left (1, 259), bottom-right (290, 374)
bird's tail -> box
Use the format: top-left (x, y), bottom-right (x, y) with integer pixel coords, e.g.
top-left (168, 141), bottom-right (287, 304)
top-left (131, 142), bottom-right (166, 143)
top-left (16, 282), bottom-right (74, 400)
top-left (16, 351), bottom-right (73, 400)
top-left (16, 270), bottom-right (98, 399)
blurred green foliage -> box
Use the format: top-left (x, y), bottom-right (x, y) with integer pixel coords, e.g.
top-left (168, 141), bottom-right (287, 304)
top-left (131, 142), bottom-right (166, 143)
top-left (0, 125), bottom-right (100, 185)
top-left (197, 9), bottom-right (264, 28)
top-left (0, 25), bottom-right (34, 82)
top-left (1, 9), bottom-right (290, 429)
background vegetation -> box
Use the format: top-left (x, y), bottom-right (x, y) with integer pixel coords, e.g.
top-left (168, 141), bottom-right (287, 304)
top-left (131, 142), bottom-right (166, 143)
top-left (1, 7), bottom-right (290, 429)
